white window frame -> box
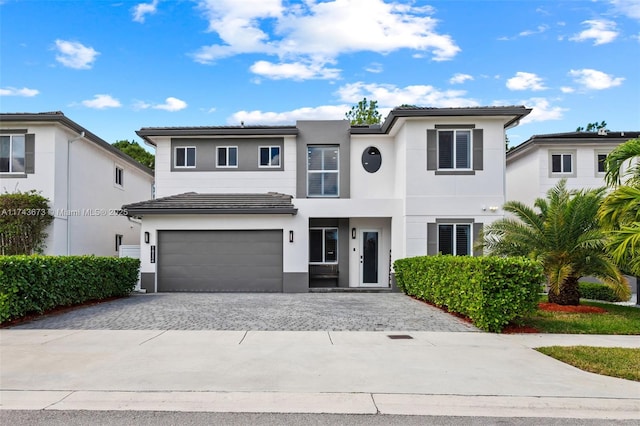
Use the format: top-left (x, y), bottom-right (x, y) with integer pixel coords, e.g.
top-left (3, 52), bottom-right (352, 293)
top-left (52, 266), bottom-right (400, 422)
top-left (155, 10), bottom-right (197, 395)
top-left (217, 146), bottom-right (238, 168)
top-left (437, 223), bottom-right (472, 256)
top-left (437, 130), bottom-right (472, 170)
top-left (307, 145), bottom-right (339, 197)
top-left (309, 227), bottom-right (339, 265)
top-left (549, 152), bottom-right (574, 176)
top-left (0, 134), bottom-right (26, 174)
top-left (259, 146), bottom-right (281, 168)
top-left (175, 146), bottom-right (196, 168)
top-left (114, 165), bottom-right (124, 187)
top-left (595, 151), bottom-right (609, 176)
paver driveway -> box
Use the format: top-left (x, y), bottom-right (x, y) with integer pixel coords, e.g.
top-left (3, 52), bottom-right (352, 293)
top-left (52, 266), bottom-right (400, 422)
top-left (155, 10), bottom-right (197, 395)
top-left (9, 293), bottom-right (478, 332)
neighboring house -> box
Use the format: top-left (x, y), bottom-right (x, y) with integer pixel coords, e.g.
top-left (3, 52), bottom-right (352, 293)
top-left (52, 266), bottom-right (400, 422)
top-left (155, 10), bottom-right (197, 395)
top-left (0, 112), bottom-right (154, 256)
top-left (506, 131), bottom-right (640, 206)
top-left (126, 106), bottom-right (531, 293)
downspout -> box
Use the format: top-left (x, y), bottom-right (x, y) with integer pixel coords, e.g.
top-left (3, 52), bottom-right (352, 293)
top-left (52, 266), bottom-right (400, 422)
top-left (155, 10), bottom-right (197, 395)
top-left (66, 131), bottom-right (85, 255)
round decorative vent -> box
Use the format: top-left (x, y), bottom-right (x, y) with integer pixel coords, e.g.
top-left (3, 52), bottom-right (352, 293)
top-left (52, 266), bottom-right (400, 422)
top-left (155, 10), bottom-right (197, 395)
top-left (362, 146), bottom-right (381, 173)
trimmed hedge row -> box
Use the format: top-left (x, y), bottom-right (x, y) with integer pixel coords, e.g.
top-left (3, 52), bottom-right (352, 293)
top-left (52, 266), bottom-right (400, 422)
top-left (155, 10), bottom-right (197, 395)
top-left (0, 255), bottom-right (140, 323)
top-left (579, 281), bottom-right (626, 302)
top-left (394, 255), bottom-right (545, 332)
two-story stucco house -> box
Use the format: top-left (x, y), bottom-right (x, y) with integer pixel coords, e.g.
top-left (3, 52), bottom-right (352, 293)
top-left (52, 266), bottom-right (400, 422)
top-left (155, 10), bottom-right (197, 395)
top-left (125, 106), bottom-right (531, 293)
top-left (0, 112), bottom-right (154, 256)
top-left (506, 130), bottom-right (640, 207)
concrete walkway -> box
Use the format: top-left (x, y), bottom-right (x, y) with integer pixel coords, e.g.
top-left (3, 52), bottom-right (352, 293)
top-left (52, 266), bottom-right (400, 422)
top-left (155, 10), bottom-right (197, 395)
top-left (1, 330), bottom-right (639, 419)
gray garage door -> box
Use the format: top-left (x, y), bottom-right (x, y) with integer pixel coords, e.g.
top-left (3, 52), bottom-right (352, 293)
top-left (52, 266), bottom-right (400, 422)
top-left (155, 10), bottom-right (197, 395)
top-left (157, 230), bottom-right (283, 292)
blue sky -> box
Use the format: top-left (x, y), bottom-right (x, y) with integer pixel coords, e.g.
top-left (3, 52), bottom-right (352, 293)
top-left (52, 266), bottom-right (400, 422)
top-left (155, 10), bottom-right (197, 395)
top-left (1, 0), bottom-right (639, 149)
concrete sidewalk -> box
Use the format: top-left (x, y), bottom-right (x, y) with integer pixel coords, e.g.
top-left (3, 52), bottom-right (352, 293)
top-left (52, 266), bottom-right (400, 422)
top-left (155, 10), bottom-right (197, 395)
top-left (1, 330), bottom-right (639, 419)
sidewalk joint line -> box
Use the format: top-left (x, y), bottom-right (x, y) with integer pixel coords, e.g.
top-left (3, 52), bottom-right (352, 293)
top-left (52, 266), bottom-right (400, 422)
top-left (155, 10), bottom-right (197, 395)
top-left (238, 330), bottom-right (248, 345)
top-left (327, 331), bottom-right (334, 345)
top-left (370, 393), bottom-right (380, 414)
top-left (43, 390), bottom-right (75, 410)
top-left (138, 330), bottom-right (167, 345)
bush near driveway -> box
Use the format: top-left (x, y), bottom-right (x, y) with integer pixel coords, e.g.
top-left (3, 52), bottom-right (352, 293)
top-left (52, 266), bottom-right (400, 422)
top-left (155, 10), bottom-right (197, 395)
top-left (0, 255), bottom-right (140, 323)
top-left (579, 281), bottom-right (627, 302)
top-left (394, 256), bottom-right (544, 332)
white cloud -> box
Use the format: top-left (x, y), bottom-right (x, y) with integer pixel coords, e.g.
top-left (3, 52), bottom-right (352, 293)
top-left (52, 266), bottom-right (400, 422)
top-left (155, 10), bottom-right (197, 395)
top-left (570, 20), bottom-right (618, 45)
top-left (568, 68), bottom-right (624, 90)
top-left (506, 72), bottom-right (547, 91)
top-left (609, 0), bottom-right (640, 20)
top-left (54, 40), bottom-right (99, 69)
top-left (336, 81), bottom-right (479, 108)
top-left (135, 97), bottom-right (188, 111)
top-left (0, 87), bottom-right (39, 97)
top-left (560, 86), bottom-right (575, 93)
top-left (519, 24), bottom-right (549, 37)
top-left (81, 94), bottom-right (121, 109)
top-left (193, 0), bottom-right (460, 80)
top-left (132, 0), bottom-right (159, 23)
top-left (250, 60), bottom-right (341, 80)
top-left (365, 62), bottom-right (383, 73)
top-left (520, 98), bottom-right (567, 124)
top-left (449, 73), bottom-right (473, 84)
top-left (229, 105), bottom-right (349, 125)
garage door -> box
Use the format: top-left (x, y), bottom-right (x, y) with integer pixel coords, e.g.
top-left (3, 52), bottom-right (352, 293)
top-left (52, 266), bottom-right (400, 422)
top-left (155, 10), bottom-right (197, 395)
top-left (157, 230), bottom-right (283, 292)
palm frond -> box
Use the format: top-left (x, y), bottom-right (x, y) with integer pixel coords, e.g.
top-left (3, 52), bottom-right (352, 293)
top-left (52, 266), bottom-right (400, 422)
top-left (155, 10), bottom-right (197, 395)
top-left (604, 138), bottom-right (640, 187)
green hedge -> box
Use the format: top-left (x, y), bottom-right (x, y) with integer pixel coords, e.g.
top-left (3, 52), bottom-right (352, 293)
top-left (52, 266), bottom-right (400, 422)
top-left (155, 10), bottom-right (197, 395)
top-left (0, 255), bottom-right (140, 323)
top-left (579, 281), bottom-right (625, 302)
top-left (394, 256), bottom-right (545, 332)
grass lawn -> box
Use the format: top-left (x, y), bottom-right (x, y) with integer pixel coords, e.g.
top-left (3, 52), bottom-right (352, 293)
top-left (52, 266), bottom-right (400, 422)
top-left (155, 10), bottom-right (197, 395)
top-left (522, 299), bottom-right (640, 335)
top-left (537, 346), bottom-right (640, 382)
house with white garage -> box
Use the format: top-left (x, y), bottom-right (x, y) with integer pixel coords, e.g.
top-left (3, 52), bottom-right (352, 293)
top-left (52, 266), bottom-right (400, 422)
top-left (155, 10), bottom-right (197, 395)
top-left (125, 106), bottom-right (531, 293)
top-left (506, 130), bottom-right (640, 207)
top-left (0, 112), bottom-right (154, 256)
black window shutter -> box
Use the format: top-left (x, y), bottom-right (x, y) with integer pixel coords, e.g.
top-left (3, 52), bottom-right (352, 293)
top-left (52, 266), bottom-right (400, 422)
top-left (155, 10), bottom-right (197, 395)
top-left (25, 134), bottom-right (35, 174)
top-left (427, 223), bottom-right (438, 255)
top-left (472, 129), bottom-right (483, 171)
top-left (426, 130), bottom-right (437, 170)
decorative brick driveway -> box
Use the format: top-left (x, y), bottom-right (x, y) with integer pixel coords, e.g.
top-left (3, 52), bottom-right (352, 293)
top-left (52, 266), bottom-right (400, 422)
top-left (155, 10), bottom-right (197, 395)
top-left (9, 293), bottom-right (478, 332)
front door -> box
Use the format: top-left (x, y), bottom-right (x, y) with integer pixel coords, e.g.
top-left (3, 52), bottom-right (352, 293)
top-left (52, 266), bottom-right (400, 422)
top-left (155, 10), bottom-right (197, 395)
top-left (360, 229), bottom-right (380, 286)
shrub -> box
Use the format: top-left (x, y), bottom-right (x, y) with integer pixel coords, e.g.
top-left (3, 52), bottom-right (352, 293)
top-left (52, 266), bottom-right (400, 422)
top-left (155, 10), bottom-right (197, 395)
top-left (579, 281), bottom-right (626, 302)
top-left (0, 191), bottom-right (54, 255)
top-left (0, 255), bottom-right (140, 323)
top-left (394, 255), bottom-right (545, 332)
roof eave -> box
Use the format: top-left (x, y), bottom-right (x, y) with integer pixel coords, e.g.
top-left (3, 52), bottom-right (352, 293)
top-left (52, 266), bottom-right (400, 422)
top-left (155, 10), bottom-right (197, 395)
top-left (125, 207), bottom-right (298, 216)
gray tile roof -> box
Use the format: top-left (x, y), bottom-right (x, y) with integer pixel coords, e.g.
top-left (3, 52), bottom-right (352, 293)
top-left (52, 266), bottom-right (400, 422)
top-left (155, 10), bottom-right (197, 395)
top-left (124, 192), bottom-right (297, 215)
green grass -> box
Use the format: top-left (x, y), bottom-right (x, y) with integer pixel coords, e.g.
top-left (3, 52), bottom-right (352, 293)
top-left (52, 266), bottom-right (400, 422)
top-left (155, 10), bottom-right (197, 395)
top-left (537, 346), bottom-right (640, 382)
top-left (522, 299), bottom-right (640, 335)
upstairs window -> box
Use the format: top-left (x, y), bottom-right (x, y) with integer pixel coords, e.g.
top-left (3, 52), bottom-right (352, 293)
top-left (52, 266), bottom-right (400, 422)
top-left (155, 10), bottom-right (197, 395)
top-left (175, 146), bottom-right (196, 168)
top-left (596, 153), bottom-right (607, 174)
top-left (551, 153), bottom-right (572, 174)
top-left (0, 134), bottom-right (25, 173)
top-left (217, 146), bottom-right (238, 168)
top-left (115, 166), bottom-right (124, 187)
top-left (307, 146), bottom-right (339, 197)
top-left (438, 223), bottom-right (471, 256)
top-left (438, 130), bottom-right (471, 170)
top-left (259, 146), bottom-right (280, 168)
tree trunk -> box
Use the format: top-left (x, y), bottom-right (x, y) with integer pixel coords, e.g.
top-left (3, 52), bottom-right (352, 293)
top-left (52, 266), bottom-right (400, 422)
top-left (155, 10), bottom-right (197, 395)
top-left (548, 276), bottom-right (581, 305)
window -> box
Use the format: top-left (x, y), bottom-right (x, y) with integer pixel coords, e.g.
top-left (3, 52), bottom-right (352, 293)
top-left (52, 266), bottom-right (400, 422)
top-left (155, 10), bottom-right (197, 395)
top-left (438, 130), bottom-right (471, 169)
top-left (115, 234), bottom-right (123, 252)
top-left (175, 147), bottom-right (196, 168)
top-left (217, 146), bottom-right (238, 168)
top-left (259, 146), bottom-right (280, 167)
top-left (115, 166), bottom-right (124, 186)
top-left (309, 228), bottom-right (338, 263)
top-left (551, 153), bottom-right (572, 174)
top-left (596, 153), bottom-right (607, 174)
top-left (362, 146), bottom-right (381, 173)
top-left (0, 134), bottom-right (25, 173)
top-left (307, 146), bottom-right (339, 197)
top-left (438, 224), bottom-right (471, 256)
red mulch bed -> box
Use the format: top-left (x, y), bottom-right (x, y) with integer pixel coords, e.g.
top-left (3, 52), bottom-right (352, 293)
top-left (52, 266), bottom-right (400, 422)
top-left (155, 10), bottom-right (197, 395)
top-left (538, 302), bottom-right (607, 314)
top-left (0, 296), bottom-right (123, 328)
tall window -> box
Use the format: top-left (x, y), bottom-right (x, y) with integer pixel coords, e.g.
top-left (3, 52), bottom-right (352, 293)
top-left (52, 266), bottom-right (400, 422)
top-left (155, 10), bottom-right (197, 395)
top-left (115, 166), bottom-right (124, 186)
top-left (0, 134), bottom-right (25, 173)
top-left (597, 153), bottom-right (607, 174)
top-left (551, 153), bottom-right (572, 174)
top-left (308, 146), bottom-right (339, 197)
top-left (259, 146), bottom-right (280, 167)
top-left (309, 228), bottom-right (338, 263)
top-left (115, 234), bottom-right (123, 252)
top-left (438, 130), bottom-right (471, 169)
top-left (217, 146), bottom-right (238, 168)
top-left (175, 146), bottom-right (196, 168)
top-left (438, 224), bottom-right (471, 256)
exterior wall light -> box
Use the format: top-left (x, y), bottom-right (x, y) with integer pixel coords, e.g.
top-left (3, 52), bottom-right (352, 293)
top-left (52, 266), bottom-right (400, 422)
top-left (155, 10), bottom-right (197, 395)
top-left (289, 230), bottom-right (294, 243)
top-left (352, 228), bottom-right (356, 239)
top-left (144, 232), bottom-right (150, 244)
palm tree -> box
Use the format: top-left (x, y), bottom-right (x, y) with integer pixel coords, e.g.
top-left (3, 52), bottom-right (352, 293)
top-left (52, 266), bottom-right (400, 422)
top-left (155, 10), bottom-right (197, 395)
top-left (599, 138), bottom-right (640, 275)
top-left (482, 180), bottom-right (629, 305)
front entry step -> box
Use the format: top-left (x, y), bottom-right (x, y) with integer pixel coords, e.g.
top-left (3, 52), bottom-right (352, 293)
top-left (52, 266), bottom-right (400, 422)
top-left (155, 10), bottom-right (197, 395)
top-left (309, 287), bottom-right (394, 293)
